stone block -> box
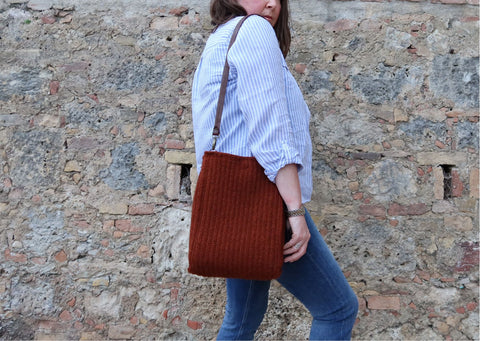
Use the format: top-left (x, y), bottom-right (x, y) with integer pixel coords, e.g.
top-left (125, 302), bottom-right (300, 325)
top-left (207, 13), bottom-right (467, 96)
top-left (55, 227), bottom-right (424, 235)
top-left (301, 70), bottom-right (333, 94)
top-left (364, 160), bottom-right (417, 202)
top-left (84, 291), bottom-right (120, 318)
top-left (359, 19), bottom-right (383, 31)
top-left (100, 143), bottom-right (149, 191)
top-left (417, 152), bottom-right (468, 166)
top-left (444, 215), bottom-right (473, 231)
top-left (434, 321), bottom-right (450, 335)
top-left (80, 332), bottom-right (102, 341)
top-left (165, 139), bottom-right (186, 150)
top-left (136, 245), bottom-right (151, 258)
top-left (433, 166), bottom-right (444, 199)
top-left (348, 181), bottom-right (359, 192)
top-left (64, 160), bottom-right (81, 172)
top-left (187, 319), bottom-right (203, 330)
top-left (430, 55), bottom-right (479, 108)
top-left (399, 117), bottom-right (446, 146)
top-left (385, 27), bottom-right (412, 49)
top-left (0, 114), bottom-right (23, 126)
top-left (11, 280), bottom-right (55, 315)
top-left (65, 101), bottom-right (112, 131)
top-left (414, 108), bottom-right (446, 122)
top-left (49, 80), bottom-right (59, 94)
top-left (390, 140), bottom-right (406, 149)
top-left (457, 121), bottom-right (479, 150)
top-left (190, 166), bottom-right (198, 197)
top-left (37, 115), bottom-right (61, 128)
top-left (351, 152), bottom-right (382, 160)
top-left (164, 151), bottom-right (196, 165)
top-left (144, 112), bottom-right (167, 133)
top-left (470, 168), bottom-right (479, 198)
top-left (27, 0), bottom-right (53, 11)
top-left (352, 64), bottom-right (407, 104)
top-left (128, 204), bottom-right (155, 215)
top-left (432, 200), bottom-right (458, 213)
top-left (0, 202), bottom-right (8, 213)
top-left (316, 110), bottom-right (384, 147)
top-left (41, 16), bottom-right (57, 23)
top-left (466, 302), bottom-right (478, 311)
top-left (151, 207), bottom-right (190, 277)
top-left (91, 277), bottom-right (110, 287)
top-left (455, 242), bottom-right (479, 272)
top-left (23, 208), bottom-right (66, 258)
top-left (10, 131), bottom-right (63, 187)
top-left (150, 16), bottom-right (179, 30)
top-left (59, 310), bottom-right (72, 321)
top-left (0, 69), bottom-right (43, 101)
top-left (388, 203), bottom-right (430, 216)
top-left (149, 183), bottom-right (165, 197)
top-left (451, 169), bottom-right (464, 197)
top-left (359, 204), bottom-right (386, 217)
top-left (54, 250), bottom-right (67, 262)
top-left (99, 202), bottom-right (128, 215)
top-left (103, 60), bottom-right (166, 91)
top-left (115, 219), bottom-right (132, 231)
top-left (166, 164), bottom-right (181, 200)
top-left (107, 325), bottom-right (135, 340)
top-left (324, 19), bottom-right (358, 32)
top-left (118, 94), bottom-right (141, 108)
top-left (4, 249), bottom-right (27, 263)
top-left (61, 62), bottom-right (89, 72)
top-left (367, 296), bottom-right (401, 310)
top-left (34, 333), bottom-right (68, 341)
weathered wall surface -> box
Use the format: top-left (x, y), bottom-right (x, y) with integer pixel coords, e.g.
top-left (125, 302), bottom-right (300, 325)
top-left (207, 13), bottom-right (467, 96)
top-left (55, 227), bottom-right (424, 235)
top-left (0, 0), bottom-right (478, 340)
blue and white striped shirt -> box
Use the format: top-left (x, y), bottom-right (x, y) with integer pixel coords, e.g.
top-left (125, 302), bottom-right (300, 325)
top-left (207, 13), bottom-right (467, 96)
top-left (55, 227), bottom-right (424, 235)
top-left (192, 15), bottom-right (312, 203)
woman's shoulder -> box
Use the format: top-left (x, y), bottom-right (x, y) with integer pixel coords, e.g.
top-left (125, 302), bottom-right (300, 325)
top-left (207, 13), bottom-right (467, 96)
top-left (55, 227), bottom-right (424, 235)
top-left (230, 15), bottom-right (279, 55)
top-left (229, 15), bottom-right (277, 51)
top-left (240, 15), bottom-right (275, 36)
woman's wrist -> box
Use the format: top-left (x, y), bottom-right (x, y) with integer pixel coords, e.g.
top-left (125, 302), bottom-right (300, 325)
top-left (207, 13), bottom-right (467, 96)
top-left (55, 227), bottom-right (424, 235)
top-left (286, 205), bottom-right (305, 218)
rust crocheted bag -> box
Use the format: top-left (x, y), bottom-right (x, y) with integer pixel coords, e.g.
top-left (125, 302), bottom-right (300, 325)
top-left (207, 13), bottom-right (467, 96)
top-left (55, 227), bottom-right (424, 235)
top-left (188, 16), bottom-right (285, 280)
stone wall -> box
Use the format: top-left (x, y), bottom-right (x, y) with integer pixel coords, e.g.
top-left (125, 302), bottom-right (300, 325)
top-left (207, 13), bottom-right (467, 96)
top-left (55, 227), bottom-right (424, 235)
top-left (0, 0), bottom-right (478, 340)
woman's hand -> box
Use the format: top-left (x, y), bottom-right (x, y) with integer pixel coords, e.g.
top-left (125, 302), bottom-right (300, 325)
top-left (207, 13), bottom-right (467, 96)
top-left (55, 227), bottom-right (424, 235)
top-left (274, 163), bottom-right (310, 262)
top-left (283, 215), bottom-right (310, 262)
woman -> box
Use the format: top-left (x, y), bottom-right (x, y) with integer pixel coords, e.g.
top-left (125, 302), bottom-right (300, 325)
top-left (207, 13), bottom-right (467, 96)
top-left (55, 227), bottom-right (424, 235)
top-left (191, 0), bottom-right (359, 339)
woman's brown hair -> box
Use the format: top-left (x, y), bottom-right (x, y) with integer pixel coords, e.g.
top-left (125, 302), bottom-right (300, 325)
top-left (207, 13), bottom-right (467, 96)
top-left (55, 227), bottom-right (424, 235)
top-left (210, 0), bottom-right (291, 57)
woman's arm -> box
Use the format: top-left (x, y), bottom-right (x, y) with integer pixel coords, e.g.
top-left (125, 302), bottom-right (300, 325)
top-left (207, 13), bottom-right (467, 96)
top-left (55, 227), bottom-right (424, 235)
top-left (229, 16), bottom-right (302, 182)
top-left (275, 164), bottom-right (310, 262)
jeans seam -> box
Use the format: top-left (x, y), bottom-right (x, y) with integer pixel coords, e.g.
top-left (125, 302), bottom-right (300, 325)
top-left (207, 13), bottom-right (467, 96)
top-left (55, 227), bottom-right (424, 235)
top-left (235, 280), bottom-right (254, 340)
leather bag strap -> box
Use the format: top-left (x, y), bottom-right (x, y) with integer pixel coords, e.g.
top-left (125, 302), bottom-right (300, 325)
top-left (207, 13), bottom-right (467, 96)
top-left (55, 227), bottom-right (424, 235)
top-left (212, 15), bottom-right (252, 150)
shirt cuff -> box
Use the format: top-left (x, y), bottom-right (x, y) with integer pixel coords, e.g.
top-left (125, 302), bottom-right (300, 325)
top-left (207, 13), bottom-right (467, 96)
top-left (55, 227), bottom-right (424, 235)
top-left (263, 142), bottom-right (303, 182)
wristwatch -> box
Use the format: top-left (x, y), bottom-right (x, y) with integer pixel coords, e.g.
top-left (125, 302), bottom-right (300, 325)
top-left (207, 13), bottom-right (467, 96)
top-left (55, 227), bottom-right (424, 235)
top-left (286, 205), bottom-right (305, 218)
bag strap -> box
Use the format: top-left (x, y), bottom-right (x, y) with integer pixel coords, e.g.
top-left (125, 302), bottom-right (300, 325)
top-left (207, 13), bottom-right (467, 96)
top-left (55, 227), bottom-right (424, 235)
top-left (211, 15), bottom-right (252, 150)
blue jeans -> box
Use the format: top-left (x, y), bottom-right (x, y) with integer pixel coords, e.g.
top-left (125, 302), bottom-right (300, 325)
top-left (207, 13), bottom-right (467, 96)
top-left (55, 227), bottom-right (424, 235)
top-left (217, 210), bottom-right (359, 340)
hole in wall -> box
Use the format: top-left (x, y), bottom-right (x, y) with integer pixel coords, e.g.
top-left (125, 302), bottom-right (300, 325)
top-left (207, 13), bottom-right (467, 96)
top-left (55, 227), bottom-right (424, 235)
top-left (179, 164), bottom-right (192, 202)
top-left (441, 164), bottom-right (453, 199)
